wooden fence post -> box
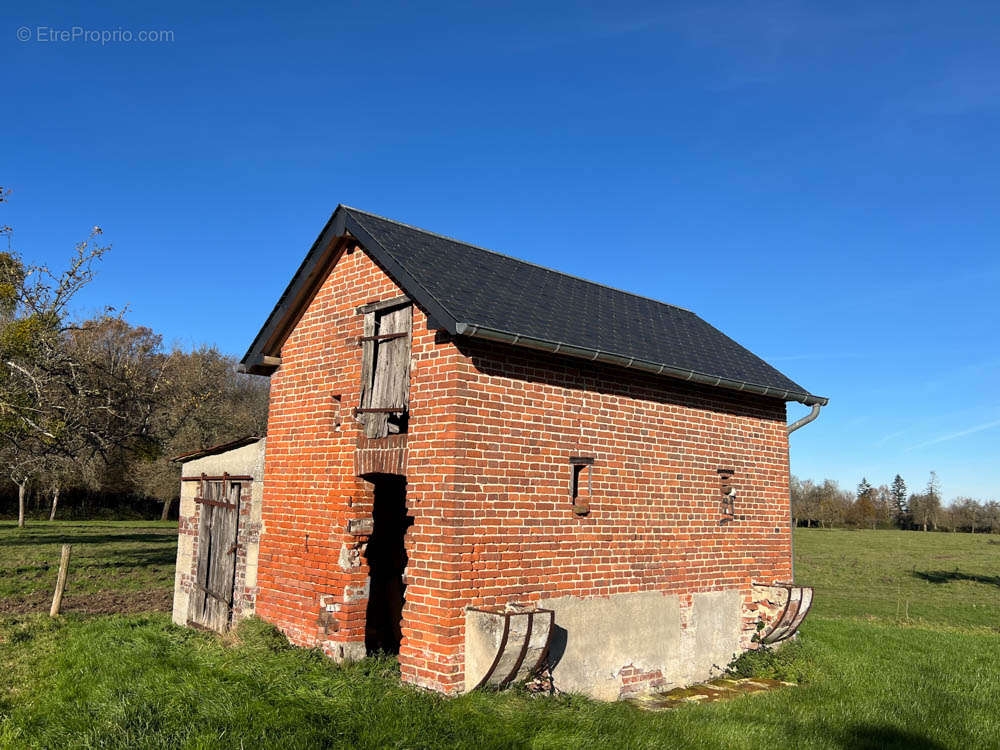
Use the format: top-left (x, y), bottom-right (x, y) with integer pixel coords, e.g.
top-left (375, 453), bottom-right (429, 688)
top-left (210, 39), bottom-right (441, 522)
top-left (49, 544), bottom-right (72, 617)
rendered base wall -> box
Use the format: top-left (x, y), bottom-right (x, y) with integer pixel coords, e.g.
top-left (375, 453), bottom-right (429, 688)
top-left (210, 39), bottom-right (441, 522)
top-left (463, 589), bottom-right (752, 700)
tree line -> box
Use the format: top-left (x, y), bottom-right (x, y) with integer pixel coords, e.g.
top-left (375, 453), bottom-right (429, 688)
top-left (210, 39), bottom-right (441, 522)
top-left (792, 471), bottom-right (999, 533)
top-left (0, 189), bottom-right (268, 524)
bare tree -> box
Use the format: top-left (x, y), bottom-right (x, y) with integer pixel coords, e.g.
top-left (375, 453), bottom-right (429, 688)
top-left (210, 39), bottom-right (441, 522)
top-left (38, 454), bottom-right (86, 521)
top-left (0, 445), bottom-right (40, 528)
top-left (0, 194), bottom-right (162, 524)
top-left (131, 346), bottom-right (268, 520)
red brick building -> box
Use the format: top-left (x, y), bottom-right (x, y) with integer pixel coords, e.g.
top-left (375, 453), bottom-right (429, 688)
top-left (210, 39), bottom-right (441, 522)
top-left (233, 205), bottom-right (826, 699)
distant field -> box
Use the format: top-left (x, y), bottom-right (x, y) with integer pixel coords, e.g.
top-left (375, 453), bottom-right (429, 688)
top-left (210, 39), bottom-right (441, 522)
top-left (0, 523), bottom-right (997, 749)
top-left (0, 521), bottom-right (176, 615)
top-left (794, 527), bottom-right (1000, 628)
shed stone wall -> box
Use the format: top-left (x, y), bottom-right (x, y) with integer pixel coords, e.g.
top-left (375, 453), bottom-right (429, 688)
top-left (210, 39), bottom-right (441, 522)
top-left (172, 439), bottom-right (266, 628)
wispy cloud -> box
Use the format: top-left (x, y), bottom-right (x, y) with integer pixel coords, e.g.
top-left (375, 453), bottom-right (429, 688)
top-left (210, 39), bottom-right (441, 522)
top-left (906, 418), bottom-right (1000, 451)
top-left (766, 352), bottom-right (866, 362)
top-left (887, 66), bottom-right (1000, 119)
top-left (875, 429), bottom-right (907, 447)
top-left (507, 1), bottom-right (902, 83)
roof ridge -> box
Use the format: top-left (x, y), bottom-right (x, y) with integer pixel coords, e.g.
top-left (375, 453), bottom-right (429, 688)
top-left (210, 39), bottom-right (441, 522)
top-left (341, 205), bottom-right (694, 315)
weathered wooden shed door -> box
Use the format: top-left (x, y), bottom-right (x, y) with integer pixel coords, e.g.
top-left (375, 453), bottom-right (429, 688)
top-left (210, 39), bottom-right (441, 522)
top-left (188, 477), bottom-right (241, 632)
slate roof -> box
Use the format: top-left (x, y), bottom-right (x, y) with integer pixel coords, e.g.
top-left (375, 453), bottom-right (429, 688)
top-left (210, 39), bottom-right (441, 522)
top-left (241, 206), bottom-right (826, 406)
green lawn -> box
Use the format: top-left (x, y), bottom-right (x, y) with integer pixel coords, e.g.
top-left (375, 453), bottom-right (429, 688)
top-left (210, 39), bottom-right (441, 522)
top-left (0, 521), bottom-right (176, 614)
top-left (0, 525), bottom-right (998, 749)
top-left (794, 528), bottom-right (1000, 628)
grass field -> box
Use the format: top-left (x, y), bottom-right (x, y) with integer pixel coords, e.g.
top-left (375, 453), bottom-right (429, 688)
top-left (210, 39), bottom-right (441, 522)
top-left (0, 521), bottom-right (176, 615)
top-left (794, 528), bottom-right (1000, 629)
top-left (0, 523), bottom-right (997, 749)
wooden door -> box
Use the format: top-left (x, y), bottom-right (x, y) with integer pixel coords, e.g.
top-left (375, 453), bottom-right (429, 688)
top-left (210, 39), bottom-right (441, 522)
top-left (188, 478), bottom-right (241, 632)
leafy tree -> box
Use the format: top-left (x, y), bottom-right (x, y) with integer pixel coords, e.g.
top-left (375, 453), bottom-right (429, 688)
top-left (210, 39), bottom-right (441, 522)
top-left (847, 494), bottom-right (871, 528)
top-left (0, 192), bottom-right (162, 525)
top-left (849, 478), bottom-right (879, 529)
top-left (0, 221), bottom-right (107, 522)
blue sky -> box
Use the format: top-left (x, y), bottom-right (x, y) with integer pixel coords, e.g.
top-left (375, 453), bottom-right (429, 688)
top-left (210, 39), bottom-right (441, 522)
top-left (3, 1), bottom-right (998, 501)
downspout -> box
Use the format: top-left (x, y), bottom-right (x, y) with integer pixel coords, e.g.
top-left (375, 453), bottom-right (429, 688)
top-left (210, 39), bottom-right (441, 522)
top-left (786, 402), bottom-right (824, 582)
top-left (787, 403), bottom-right (823, 435)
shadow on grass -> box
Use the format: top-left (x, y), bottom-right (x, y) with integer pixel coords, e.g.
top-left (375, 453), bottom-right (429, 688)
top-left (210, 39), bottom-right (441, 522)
top-left (839, 725), bottom-right (946, 749)
top-left (912, 570), bottom-right (1000, 588)
top-left (6, 547), bottom-right (176, 571)
top-left (0, 533), bottom-right (177, 548)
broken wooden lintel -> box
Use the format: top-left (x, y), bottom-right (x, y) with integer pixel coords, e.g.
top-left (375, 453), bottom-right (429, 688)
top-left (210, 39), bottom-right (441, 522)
top-left (347, 518), bottom-right (374, 536)
top-left (356, 295), bottom-right (411, 315)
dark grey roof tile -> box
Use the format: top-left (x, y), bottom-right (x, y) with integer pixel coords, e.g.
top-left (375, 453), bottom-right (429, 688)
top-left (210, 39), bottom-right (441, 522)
top-left (343, 207), bottom-right (819, 401)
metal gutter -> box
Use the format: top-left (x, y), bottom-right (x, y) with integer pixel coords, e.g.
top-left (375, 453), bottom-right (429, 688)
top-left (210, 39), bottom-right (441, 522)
top-left (454, 322), bottom-right (829, 407)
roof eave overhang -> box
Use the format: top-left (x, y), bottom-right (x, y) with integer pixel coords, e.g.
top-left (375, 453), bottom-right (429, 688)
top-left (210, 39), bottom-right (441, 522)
top-left (240, 208), bottom-right (349, 374)
top-left (240, 206), bottom-right (462, 375)
top-left (454, 322), bottom-right (829, 406)
top-left (171, 435), bottom-right (262, 464)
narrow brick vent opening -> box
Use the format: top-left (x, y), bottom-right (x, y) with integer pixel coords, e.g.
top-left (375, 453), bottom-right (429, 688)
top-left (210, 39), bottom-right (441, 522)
top-left (718, 468), bottom-right (736, 525)
top-left (570, 456), bottom-right (594, 516)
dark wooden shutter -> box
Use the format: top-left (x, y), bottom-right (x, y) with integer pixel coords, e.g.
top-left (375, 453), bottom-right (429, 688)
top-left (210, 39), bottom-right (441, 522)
top-left (359, 304), bottom-right (412, 438)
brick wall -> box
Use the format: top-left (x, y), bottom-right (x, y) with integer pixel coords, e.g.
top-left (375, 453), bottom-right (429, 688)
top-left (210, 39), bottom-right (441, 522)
top-left (255, 244), bottom-right (466, 674)
top-left (438, 340), bottom-right (791, 692)
top-left (255, 244), bottom-right (793, 695)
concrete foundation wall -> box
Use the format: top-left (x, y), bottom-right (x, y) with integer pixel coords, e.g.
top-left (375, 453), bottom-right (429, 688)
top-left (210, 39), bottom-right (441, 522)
top-left (537, 591), bottom-right (681, 700)
top-left (525, 589), bottom-right (742, 700)
top-left (686, 589), bottom-right (743, 681)
top-left (461, 589), bottom-right (746, 700)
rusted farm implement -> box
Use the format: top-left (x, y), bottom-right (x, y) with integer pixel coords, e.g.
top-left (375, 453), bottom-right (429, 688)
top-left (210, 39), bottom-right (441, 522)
top-left (466, 604), bottom-right (555, 689)
top-left (755, 584), bottom-right (814, 645)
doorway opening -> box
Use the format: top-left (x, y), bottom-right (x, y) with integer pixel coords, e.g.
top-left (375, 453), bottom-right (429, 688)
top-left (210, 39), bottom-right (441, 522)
top-left (364, 475), bottom-right (413, 654)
